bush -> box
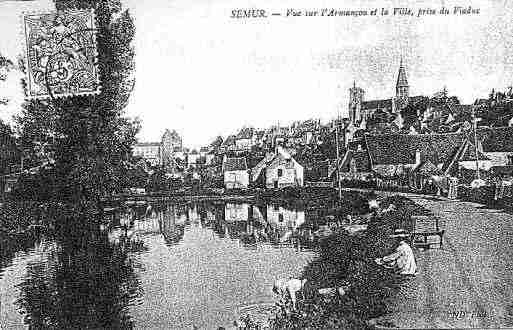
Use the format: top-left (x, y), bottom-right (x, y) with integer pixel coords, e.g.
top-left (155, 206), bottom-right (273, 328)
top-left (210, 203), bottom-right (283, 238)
top-left (271, 195), bottom-right (432, 329)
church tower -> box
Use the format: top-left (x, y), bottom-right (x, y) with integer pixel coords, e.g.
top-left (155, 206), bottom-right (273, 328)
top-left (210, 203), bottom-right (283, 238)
top-left (395, 58), bottom-right (409, 112)
top-left (348, 81), bottom-right (365, 125)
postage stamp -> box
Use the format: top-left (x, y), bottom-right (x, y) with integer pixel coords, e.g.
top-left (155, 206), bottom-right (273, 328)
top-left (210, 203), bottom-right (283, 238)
top-left (22, 10), bottom-right (100, 99)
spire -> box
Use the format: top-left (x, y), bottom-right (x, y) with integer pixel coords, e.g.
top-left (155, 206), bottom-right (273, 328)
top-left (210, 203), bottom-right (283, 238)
top-left (396, 57), bottom-right (408, 88)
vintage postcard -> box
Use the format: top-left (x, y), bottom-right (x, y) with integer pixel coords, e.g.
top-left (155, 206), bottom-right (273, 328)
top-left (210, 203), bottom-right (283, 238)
top-left (0, 0), bottom-right (512, 329)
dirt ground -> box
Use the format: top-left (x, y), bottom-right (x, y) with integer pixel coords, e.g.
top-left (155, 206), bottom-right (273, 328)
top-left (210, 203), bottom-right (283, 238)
top-left (375, 193), bottom-right (513, 329)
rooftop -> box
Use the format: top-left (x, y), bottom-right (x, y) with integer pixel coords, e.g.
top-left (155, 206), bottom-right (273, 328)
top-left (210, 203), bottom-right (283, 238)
top-left (223, 157), bottom-right (248, 172)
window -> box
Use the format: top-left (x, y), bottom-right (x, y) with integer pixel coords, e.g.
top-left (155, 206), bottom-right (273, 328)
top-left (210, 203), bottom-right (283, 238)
top-left (277, 169), bottom-right (283, 177)
top-left (278, 214), bottom-right (284, 222)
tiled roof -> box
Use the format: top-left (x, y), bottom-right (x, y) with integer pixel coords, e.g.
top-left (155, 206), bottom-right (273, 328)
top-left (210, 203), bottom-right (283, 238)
top-left (236, 127), bottom-right (254, 140)
top-left (223, 157), bottom-right (247, 172)
top-left (365, 132), bottom-right (467, 166)
top-left (459, 141), bottom-right (489, 161)
top-left (413, 160), bottom-right (441, 175)
top-left (222, 135), bottom-right (236, 146)
top-left (353, 151), bottom-right (371, 171)
top-left (251, 153), bottom-right (274, 181)
top-left (362, 98), bottom-right (392, 110)
top-left (480, 127), bottom-right (513, 152)
top-left (331, 150), bottom-right (371, 176)
top-left (450, 104), bottom-right (473, 114)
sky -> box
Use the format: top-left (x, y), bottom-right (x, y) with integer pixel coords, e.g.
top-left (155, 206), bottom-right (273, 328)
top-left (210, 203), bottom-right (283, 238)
top-left (0, 0), bottom-right (513, 148)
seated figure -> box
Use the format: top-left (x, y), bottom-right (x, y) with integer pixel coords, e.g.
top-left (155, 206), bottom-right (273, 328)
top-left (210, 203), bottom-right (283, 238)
top-left (375, 233), bottom-right (417, 276)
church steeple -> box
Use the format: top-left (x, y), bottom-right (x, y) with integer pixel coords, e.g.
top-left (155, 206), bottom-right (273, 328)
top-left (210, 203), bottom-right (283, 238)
top-left (396, 57), bottom-right (409, 90)
top-left (395, 57), bottom-right (409, 111)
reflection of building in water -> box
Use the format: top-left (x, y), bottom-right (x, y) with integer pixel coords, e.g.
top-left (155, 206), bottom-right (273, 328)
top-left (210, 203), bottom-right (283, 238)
top-left (132, 217), bottom-right (160, 235)
top-left (206, 209), bottom-right (216, 221)
top-left (187, 204), bottom-right (200, 223)
top-left (266, 205), bottom-right (305, 230)
top-left (252, 205), bottom-right (267, 225)
top-left (224, 203), bottom-right (252, 239)
top-left (224, 203), bottom-right (249, 222)
top-left (159, 205), bottom-right (185, 245)
top-left (173, 204), bottom-right (188, 224)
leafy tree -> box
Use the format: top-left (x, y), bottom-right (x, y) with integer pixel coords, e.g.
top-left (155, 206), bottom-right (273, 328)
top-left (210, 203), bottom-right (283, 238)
top-left (400, 96), bottom-right (429, 130)
top-left (0, 52), bottom-right (14, 106)
top-left (15, 0), bottom-right (140, 204)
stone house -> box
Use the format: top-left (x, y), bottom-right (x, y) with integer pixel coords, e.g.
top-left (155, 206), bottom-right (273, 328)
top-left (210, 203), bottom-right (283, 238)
top-left (222, 156), bottom-right (249, 189)
top-left (251, 147), bottom-right (304, 189)
top-left (235, 127), bottom-right (255, 150)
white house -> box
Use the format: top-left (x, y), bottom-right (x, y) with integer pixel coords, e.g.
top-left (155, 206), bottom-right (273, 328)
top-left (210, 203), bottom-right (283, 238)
top-left (223, 156), bottom-right (249, 189)
top-left (133, 142), bottom-right (161, 166)
top-left (225, 203), bottom-right (249, 222)
top-left (187, 150), bottom-right (200, 168)
top-left (252, 147), bottom-right (304, 189)
top-left (266, 204), bottom-right (305, 230)
top-left (235, 127), bottom-right (255, 150)
top-left (205, 151), bottom-right (216, 166)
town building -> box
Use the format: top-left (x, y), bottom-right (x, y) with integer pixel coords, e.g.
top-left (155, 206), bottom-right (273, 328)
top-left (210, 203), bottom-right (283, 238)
top-left (222, 156), bottom-right (249, 189)
top-left (251, 146), bottom-right (304, 189)
top-left (133, 129), bottom-right (183, 167)
top-left (187, 149), bottom-right (201, 168)
top-left (334, 127), bottom-right (513, 187)
top-left (220, 135), bottom-right (236, 153)
top-left (132, 142), bottom-right (161, 166)
top-left (347, 59), bottom-right (423, 133)
top-left (235, 127), bottom-right (255, 150)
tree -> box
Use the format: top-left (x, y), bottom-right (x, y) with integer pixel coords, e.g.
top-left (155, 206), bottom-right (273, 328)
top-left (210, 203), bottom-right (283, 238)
top-left (15, 0), bottom-right (140, 204)
top-left (400, 96), bottom-right (429, 130)
top-left (0, 52), bottom-right (14, 106)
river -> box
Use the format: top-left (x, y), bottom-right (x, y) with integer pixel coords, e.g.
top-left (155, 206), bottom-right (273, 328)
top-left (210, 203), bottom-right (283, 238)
top-left (0, 200), bottom-right (323, 329)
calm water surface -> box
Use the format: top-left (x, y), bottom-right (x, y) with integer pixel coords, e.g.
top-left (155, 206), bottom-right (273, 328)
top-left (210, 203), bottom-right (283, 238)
top-left (0, 200), bottom-right (322, 329)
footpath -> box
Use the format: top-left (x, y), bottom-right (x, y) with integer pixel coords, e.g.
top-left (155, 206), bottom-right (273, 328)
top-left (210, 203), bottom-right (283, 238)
top-left (372, 192), bottom-right (513, 329)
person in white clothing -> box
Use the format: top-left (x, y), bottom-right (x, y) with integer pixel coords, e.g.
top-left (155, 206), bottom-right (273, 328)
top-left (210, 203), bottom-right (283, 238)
top-left (272, 278), bottom-right (307, 310)
top-left (375, 233), bottom-right (417, 276)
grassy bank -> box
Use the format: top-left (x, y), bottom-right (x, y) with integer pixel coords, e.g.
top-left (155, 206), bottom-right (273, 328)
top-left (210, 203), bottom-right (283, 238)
top-left (268, 194), bottom-right (433, 329)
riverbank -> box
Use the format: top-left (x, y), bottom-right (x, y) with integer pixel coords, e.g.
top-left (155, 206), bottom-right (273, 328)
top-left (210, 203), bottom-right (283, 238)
top-left (368, 193), bottom-right (513, 329)
top-left (265, 194), bottom-right (433, 329)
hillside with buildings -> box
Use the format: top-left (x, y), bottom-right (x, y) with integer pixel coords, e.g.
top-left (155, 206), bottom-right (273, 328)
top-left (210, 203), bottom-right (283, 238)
top-left (130, 60), bottom-right (513, 195)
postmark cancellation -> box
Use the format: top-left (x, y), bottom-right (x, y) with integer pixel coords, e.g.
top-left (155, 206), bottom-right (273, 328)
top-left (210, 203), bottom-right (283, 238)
top-left (22, 9), bottom-right (100, 99)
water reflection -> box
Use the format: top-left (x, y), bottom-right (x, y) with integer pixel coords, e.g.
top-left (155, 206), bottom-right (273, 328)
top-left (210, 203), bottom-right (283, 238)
top-left (13, 217), bottom-right (143, 329)
top-left (140, 201), bottom-right (322, 251)
top-left (0, 200), bottom-right (324, 329)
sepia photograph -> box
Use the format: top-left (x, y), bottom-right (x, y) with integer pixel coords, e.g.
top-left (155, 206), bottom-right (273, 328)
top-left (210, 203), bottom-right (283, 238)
top-left (0, 0), bottom-right (512, 329)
